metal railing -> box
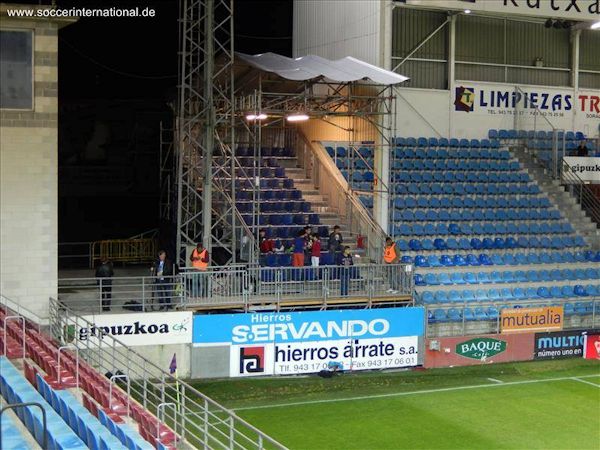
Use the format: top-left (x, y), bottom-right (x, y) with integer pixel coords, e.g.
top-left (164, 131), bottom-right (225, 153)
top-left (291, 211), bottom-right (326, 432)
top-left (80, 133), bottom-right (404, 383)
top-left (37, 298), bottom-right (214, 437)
top-left (296, 134), bottom-right (388, 261)
top-left (424, 298), bottom-right (600, 338)
top-left (0, 403), bottom-right (48, 450)
top-left (58, 241), bottom-right (94, 269)
top-left (91, 238), bottom-right (157, 268)
top-left (561, 160), bottom-right (600, 226)
top-left (46, 298), bottom-right (287, 450)
top-left (57, 263), bottom-right (414, 313)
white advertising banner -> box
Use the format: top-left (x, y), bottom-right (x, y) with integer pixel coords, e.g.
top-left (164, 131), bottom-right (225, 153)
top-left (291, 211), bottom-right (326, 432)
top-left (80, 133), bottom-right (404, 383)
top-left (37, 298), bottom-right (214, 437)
top-left (75, 311), bottom-right (193, 347)
top-left (562, 156), bottom-right (600, 183)
top-left (194, 308), bottom-right (425, 378)
top-left (230, 336), bottom-right (419, 377)
top-left (405, 0), bottom-right (600, 21)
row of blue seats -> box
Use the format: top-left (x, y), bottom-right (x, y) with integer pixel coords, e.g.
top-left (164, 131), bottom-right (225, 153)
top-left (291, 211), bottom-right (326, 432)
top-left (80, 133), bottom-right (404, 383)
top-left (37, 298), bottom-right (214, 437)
top-left (243, 213), bottom-right (320, 226)
top-left (429, 302), bottom-right (594, 323)
top-left (398, 235), bottom-right (583, 252)
top-left (392, 171), bottom-right (529, 184)
top-left (394, 196), bottom-right (551, 209)
top-left (325, 146), bottom-right (373, 158)
top-left (392, 222), bottom-right (573, 237)
top-left (526, 140), bottom-right (592, 151)
top-left (235, 147), bottom-right (294, 157)
top-left (351, 181), bottom-right (375, 191)
top-left (262, 252), bottom-right (341, 267)
top-left (416, 267), bottom-right (600, 287)
top-left (230, 157), bottom-right (281, 168)
top-left (40, 375), bottom-right (151, 450)
top-left (1, 404), bottom-right (31, 450)
top-left (237, 189), bottom-right (302, 201)
top-left (0, 356), bottom-right (88, 449)
top-left (359, 196), bottom-right (374, 209)
top-left (401, 250), bottom-right (600, 267)
top-left (393, 182), bottom-right (540, 196)
top-left (335, 159), bottom-right (373, 170)
top-left (421, 284), bottom-right (600, 305)
top-left (488, 130), bottom-right (585, 140)
top-left (36, 375), bottom-right (129, 450)
top-left (392, 137), bottom-right (502, 149)
top-left (391, 159), bottom-right (519, 171)
top-left (341, 171), bottom-right (375, 183)
top-left (234, 179), bottom-right (295, 190)
top-left (259, 265), bottom-right (361, 281)
top-left (393, 147), bottom-right (509, 159)
top-left (237, 201), bottom-right (312, 213)
top-left (393, 209), bottom-right (562, 223)
top-left (258, 226), bottom-right (330, 240)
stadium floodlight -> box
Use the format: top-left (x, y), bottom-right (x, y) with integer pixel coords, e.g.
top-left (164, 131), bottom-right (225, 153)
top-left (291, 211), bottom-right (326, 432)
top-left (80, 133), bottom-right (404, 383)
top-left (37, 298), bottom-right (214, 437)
top-left (246, 113), bottom-right (268, 121)
top-left (286, 113), bottom-right (309, 122)
top-left (591, 21), bottom-right (600, 30)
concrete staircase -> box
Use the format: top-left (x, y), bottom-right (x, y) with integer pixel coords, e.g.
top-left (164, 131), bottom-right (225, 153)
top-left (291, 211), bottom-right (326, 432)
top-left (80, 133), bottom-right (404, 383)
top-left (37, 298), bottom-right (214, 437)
top-left (511, 147), bottom-right (600, 249)
top-left (277, 157), bottom-right (366, 257)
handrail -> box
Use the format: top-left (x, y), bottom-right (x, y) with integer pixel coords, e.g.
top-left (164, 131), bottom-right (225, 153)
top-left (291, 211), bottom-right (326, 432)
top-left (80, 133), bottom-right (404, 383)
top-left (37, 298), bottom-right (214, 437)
top-left (561, 160), bottom-right (600, 225)
top-left (47, 298), bottom-right (287, 450)
top-left (0, 402), bottom-right (47, 450)
top-left (298, 132), bottom-right (387, 261)
top-left (0, 294), bottom-right (47, 326)
top-left (128, 228), bottom-right (159, 240)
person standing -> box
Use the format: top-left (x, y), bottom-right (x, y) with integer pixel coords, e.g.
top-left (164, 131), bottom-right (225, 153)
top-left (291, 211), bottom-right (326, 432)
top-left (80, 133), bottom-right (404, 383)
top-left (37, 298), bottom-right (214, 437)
top-left (383, 237), bottom-right (399, 294)
top-left (190, 242), bottom-right (209, 297)
top-left (337, 246), bottom-right (354, 296)
top-left (328, 225), bottom-right (343, 259)
top-left (152, 251), bottom-right (174, 310)
top-left (95, 258), bottom-right (114, 312)
top-left (311, 233), bottom-right (321, 267)
top-left (292, 230), bottom-right (306, 267)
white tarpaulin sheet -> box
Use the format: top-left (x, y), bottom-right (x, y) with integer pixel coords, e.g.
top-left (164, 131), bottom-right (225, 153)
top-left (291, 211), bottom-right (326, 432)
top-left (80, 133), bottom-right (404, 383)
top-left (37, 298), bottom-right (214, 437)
top-left (562, 157), bottom-right (600, 184)
top-left (236, 52), bottom-right (409, 85)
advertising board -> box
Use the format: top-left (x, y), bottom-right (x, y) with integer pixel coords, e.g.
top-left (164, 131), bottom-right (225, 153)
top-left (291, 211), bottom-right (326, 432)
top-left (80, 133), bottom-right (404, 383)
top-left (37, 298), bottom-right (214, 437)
top-left (193, 308), bottom-right (424, 377)
top-left (583, 333), bottom-right (600, 360)
top-left (425, 333), bottom-right (534, 368)
top-left (73, 311), bottom-right (193, 347)
top-left (500, 306), bottom-right (563, 334)
top-left (562, 157), bottom-right (600, 184)
top-left (533, 329), bottom-right (598, 360)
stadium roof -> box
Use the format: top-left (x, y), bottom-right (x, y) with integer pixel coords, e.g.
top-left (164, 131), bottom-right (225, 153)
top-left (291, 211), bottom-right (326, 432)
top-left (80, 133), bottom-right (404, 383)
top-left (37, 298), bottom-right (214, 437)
top-left (235, 52), bottom-right (409, 85)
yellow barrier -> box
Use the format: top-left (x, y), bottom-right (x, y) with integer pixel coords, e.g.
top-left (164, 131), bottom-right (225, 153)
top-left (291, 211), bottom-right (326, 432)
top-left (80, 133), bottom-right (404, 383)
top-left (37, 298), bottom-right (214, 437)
top-left (91, 238), bottom-right (157, 266)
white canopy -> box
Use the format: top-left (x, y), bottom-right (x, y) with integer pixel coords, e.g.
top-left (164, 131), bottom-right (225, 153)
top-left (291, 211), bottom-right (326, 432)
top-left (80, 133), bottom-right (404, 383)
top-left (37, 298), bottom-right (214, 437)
top-left (236, 52), bottom-right (409, 85)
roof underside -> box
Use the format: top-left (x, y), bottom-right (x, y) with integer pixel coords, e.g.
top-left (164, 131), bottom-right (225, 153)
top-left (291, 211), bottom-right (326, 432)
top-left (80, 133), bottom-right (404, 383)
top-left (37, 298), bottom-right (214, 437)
top-left (235, 52), bottom-right (409, 85)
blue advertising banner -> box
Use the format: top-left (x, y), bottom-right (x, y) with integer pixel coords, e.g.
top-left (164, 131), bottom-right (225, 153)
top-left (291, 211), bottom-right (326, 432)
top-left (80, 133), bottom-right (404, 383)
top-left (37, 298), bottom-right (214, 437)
top-left (193, 308), bottom-right (425, 377)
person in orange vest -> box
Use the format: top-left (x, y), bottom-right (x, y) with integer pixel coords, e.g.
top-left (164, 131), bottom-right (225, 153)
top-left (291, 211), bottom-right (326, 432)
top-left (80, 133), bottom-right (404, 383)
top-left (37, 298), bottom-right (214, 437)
top-left (190, 243), bottom-right (209, 297)
top-left (383, 237), bottom-right (399, 294)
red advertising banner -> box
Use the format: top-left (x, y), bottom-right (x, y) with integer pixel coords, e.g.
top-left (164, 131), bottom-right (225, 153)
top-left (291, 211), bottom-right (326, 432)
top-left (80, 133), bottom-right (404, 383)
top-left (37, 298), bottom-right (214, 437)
top-left (425, 333), bottom-right (535, 369)
top-left (583, 334), bottom-right (600, 360)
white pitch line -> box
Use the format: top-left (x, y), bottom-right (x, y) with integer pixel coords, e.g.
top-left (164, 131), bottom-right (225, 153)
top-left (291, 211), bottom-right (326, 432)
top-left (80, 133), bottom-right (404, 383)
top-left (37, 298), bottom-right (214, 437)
top-left (571, 377), bottom-right (600, 388)
top-left (487, 378), bottom-right (503, 384)
top-left (233, 374), bottom-right (600, 411)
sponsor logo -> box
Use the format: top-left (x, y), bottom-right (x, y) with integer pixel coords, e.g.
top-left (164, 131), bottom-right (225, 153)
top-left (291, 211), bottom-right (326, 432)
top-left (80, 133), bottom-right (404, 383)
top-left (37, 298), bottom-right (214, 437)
top-left (534, 329), bottom-right (593, 359)
top-left (232, 319), bottom-right (390, 344)
top-left (501, 306), bottom-right (563, 333)
top-left (78, 316), bottom-right (191, 341)
top-left (456, 338), bottom-right (507, 360)
top-left (454, 86), bottom-right (475, 112)
top-left (239, 346), bottom-right (265, 374)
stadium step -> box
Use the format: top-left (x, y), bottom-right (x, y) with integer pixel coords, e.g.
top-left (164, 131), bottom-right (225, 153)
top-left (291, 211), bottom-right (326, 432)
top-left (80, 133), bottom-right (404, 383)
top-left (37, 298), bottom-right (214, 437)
top-left (511, 147), bottom-right (600, 248)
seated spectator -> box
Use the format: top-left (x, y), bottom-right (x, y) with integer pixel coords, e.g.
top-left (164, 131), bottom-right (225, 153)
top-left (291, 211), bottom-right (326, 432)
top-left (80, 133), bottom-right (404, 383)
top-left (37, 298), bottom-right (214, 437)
top-left (576, 140), bottom-right (589, 157)
top-left (259, 229), bottom-right (275, 254)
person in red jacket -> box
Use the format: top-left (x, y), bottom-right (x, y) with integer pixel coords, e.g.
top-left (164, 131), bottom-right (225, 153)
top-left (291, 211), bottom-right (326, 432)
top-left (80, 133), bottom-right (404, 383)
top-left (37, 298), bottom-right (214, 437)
top-left (311, 233), bottom-right (322, 267)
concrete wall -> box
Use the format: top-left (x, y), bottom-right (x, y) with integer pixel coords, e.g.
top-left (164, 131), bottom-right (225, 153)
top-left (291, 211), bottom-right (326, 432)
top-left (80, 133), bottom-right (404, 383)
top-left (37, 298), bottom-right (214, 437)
top-left (0, 5), bottom-right (75, 317)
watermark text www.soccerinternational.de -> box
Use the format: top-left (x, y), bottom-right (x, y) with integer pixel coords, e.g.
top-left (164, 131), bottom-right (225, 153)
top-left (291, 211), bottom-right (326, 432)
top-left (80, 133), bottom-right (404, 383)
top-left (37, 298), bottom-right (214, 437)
top-left (6, 7), bottom-right (156, 18)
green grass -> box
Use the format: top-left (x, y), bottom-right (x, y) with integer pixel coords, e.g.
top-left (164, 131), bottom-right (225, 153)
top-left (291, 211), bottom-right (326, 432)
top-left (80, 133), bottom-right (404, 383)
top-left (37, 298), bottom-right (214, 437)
top-left (190, 359), bottom-right (600, 450)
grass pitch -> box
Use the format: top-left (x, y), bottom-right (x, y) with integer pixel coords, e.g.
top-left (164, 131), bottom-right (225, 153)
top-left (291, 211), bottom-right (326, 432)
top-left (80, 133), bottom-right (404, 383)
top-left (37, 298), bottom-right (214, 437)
top-left (192, 359), bottom-right (600, 450)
